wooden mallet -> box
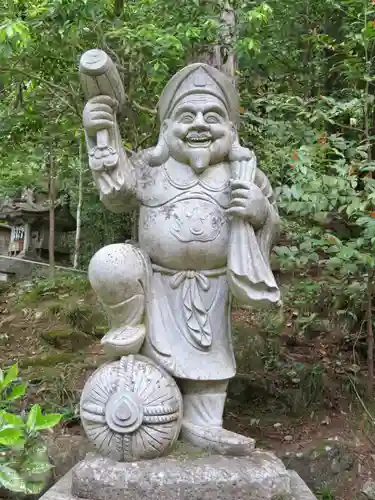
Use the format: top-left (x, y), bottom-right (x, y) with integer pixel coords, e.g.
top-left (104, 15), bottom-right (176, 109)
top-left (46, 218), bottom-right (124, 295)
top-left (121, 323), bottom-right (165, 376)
top-left (79, 49), bottom-right (126, 172)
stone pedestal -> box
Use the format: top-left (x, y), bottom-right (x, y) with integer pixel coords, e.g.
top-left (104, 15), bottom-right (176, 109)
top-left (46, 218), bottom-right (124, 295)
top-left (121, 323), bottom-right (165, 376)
top-left (40, 448), bottom-right (316, 500)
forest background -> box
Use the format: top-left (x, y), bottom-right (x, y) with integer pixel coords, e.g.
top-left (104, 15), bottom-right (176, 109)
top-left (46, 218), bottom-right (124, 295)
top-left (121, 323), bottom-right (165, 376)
top-left (1, 1), bottom-right (375, 497)
top-left (1, 0), bottom-right (375, 392)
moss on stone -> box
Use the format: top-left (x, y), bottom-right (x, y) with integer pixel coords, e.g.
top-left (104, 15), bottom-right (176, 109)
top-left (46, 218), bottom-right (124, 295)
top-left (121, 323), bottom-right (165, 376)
top-left (41, 327), bottom-right (91, 351)
top-left (65, 304), bottom-right (107, 337)
top-left (170, 441), bottom-right (210, 460)
top-left (20, 352), bottom-right (85, 369)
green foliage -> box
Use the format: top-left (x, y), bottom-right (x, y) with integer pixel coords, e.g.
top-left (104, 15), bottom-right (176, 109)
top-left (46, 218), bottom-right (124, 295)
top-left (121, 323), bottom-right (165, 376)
top-left (0, 0), bottom-right (239, 263)
top-left (26, 404), bottom-right (62, 432)
top-left (0, 363), bottom-right (27, 411)
top-left (18, 272), bottom-right (90, 305)
top-left (1, 0), bottom-right (375, 410)
top-left (290, 363), bottom-right (325, 410)
top-left (234, 1), bottom-right (375, 360)
top-left (0, 364), bottom-right (62, 495)
top-left (316, 484), bottom-right (336, 500)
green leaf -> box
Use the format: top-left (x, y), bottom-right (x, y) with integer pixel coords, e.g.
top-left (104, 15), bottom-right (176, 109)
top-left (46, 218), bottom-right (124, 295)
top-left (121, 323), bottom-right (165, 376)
top-left (27, 404), bottom-right (40, 431)
top-left (25, 402), bottom-right (62, 431)
top-left (0, 426), bottom-right (23, 445)
top-left (6, 383), bottom-right (27, 401)
top-left (25, 481), bottom-right (46, 494)
top-left (28, 440), bottom-right (48, 455)
top-left (2, 364), bottom-right (18, 390)
top-left (0, 465), bottom-right (27, 493)
top-left (0, 412), bottom-right (24, 427)
top-left (327, 257), bottom-right (342, 268)
top-left (23, 461), bottom-right (53, 474)
top-left (34, 413), bottom-right (62, 431)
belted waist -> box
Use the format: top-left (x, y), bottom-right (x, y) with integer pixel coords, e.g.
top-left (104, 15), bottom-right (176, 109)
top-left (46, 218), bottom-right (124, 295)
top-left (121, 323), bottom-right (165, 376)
top-left (151, 263), bottom-right (226, 279)
top-left (151, 263), bottom-right (226, 350)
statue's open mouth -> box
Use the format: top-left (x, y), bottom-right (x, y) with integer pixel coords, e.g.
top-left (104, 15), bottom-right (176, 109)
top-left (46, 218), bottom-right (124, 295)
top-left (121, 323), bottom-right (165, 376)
top-left (186, 132), bottom-right (212, 148)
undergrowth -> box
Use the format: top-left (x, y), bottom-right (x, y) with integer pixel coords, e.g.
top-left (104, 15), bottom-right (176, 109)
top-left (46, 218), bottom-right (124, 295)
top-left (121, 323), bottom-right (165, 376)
top-left (17, 272), bottom-right (90, 306)
top-left (0, 364), bottom-right (62, 496)
top-left (232, 266), bottom-right (373, 417)
top-left (316, 485), bottom-right (336, 500)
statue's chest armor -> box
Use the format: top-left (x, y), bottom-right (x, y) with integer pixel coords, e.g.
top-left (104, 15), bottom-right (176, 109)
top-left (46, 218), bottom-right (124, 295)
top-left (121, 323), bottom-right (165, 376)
top-left (141, 194), bottom-right (228, 242)
top-left (136, 163), bottom-right (231, 270)
top-left (136, 162), bottom-right (231, 208)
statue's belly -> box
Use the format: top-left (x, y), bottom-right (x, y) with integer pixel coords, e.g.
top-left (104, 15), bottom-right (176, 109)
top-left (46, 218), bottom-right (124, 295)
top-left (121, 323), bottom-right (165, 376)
top-left (139, 198), bottom-right (230, 270)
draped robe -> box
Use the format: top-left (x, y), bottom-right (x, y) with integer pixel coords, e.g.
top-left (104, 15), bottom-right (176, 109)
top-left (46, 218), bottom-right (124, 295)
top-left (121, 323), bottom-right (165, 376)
top-left (99, 149), bottom-right (280, 381)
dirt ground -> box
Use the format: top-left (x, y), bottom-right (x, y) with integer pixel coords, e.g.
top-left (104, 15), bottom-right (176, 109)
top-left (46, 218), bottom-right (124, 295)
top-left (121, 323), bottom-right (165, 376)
top-left (0, 277), bottom-right (375, 500)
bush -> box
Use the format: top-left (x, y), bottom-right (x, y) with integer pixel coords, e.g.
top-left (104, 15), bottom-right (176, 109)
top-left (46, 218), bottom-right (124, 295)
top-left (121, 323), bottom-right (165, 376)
top-left (0, 364), bottom-right (62, 495)
top-left (18, 272), bottom-right (90, 306)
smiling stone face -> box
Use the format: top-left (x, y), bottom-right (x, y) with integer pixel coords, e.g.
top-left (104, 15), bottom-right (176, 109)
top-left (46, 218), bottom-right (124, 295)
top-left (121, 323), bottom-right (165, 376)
top-left (185, 130), bottom-right (212, 148)
top-left (163, 94), bottom-right (236, 172)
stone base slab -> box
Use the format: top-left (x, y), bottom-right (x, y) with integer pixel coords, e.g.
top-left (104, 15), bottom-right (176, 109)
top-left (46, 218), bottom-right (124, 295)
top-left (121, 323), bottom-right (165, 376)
top-left (40, 450), bottom-right (316, 500)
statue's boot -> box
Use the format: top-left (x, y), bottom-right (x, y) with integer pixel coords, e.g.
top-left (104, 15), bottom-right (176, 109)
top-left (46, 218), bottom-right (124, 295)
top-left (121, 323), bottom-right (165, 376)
top-left (88, 243), bottom-right (151, 357)
top-left (180, 381), bottom-right (255, 455)
top-left (100, 323), bottom-right (146, 356)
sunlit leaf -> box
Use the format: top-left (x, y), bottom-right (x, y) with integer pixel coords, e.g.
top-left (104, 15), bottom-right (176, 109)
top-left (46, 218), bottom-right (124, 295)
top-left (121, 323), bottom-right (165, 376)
top-left (2, 364), bottom-right (18, 390)
top-left (0, 426), bottom-right (23, 446)
top-left (34, 413), bottom-right (62, 431)
top-left (0, 465), bottom-right (27, 493)
top-left (6, 383), bottom-right (28, 401)
top-left (26, 405), bottom-right (40, 431)
top-left (0, 412), bottom-right (24, 427)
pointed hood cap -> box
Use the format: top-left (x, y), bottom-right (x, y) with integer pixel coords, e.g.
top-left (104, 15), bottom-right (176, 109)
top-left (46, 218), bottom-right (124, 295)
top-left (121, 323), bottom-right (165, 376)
top-left (158, 63), bottom-right (239, 125)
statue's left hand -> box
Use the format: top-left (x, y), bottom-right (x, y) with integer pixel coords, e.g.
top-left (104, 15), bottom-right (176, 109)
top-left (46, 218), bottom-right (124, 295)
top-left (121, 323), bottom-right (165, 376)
top-left (227, 180), bottom-right (268, 229)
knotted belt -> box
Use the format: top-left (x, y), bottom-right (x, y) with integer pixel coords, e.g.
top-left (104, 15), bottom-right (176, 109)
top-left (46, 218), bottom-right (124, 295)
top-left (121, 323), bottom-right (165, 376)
top-left (152, 264), bottom-right (226, 351)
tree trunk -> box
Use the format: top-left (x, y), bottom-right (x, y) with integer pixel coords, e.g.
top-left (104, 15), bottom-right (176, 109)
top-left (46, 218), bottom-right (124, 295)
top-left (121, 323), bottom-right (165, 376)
top-left (114, 0), bottom-right (124, 16)
top-left (198, 1), bottom-right (236, 83)
top-left (74, 139), bottom-right (84, 268)
top-left (219, 1), bottom-right (236, 81)
top-left (367, 271), bottom-right (374, 398)
top-left (364, 3), bottom-right (374, 397)
top-left (49, 151), bottom-right (56, 281)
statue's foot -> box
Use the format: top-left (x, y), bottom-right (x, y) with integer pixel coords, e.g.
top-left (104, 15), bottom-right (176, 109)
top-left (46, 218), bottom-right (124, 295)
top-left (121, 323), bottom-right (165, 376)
top-left (101, 325), bottom-right (146, 357)
top-left (181, 421), bottom-right (255, 456)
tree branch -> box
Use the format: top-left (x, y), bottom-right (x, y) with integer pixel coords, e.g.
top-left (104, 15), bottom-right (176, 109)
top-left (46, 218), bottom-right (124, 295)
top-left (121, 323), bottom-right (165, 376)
top-left (0, 66), bottom-right (79, 115)
top-left (136, 132), bottom-right (154, 150)
top-left (115, 64), bottom-right (157, 115)
top-left (326, 118), bottom-right (365, 134)
top-left (1, 65), bottom-right (157, 117)
top-left (131, 98), bottom-right (157, 115)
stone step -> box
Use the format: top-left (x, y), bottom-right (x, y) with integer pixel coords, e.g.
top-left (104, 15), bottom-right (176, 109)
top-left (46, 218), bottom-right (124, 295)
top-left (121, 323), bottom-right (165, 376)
top-left (40, 450), bottom-right (317, 500)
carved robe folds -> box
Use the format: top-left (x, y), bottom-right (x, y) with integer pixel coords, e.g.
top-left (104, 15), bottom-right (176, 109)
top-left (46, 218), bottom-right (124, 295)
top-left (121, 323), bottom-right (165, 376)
top-left (125, 153), bottom-right (278, 381)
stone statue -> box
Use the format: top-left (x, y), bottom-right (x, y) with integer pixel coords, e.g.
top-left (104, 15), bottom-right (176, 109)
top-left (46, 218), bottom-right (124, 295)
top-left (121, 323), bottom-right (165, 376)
top-left (36, 49), bottom-right (316, 500)
top-left (80, 49), bottom-right (280, 459)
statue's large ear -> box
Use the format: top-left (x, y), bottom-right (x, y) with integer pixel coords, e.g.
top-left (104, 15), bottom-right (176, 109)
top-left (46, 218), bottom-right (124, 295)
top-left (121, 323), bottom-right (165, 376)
top-left (230, 122), bottom-right (237, 143)
top-left (228, 130), bottom-right (253, 162)
top-left (147, 121), bottom-right (170, 166)
top-left (162, 119), bottom-right (170, 132)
